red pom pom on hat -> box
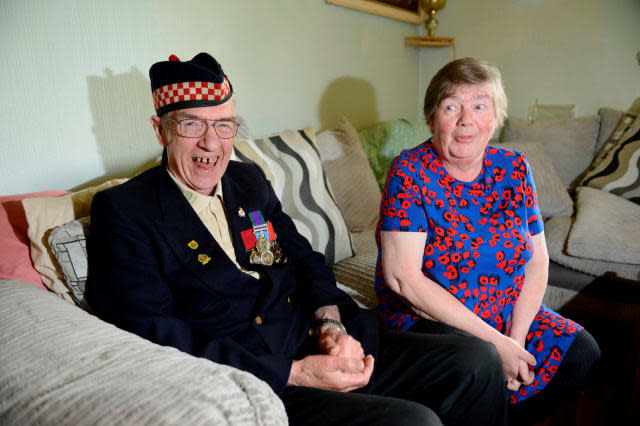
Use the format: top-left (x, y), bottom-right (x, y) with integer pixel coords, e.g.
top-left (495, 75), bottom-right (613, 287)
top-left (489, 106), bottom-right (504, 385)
top-left (168, 54), bottom-right (180, 62)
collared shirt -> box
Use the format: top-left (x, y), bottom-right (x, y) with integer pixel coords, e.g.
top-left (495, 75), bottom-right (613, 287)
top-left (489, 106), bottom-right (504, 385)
top-left (168, 171), bottom-right (259, 279)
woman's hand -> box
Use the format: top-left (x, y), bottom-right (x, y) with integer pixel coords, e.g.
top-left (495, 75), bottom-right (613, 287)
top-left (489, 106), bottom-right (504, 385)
top-left (494, 334), bottom-right (536, 387)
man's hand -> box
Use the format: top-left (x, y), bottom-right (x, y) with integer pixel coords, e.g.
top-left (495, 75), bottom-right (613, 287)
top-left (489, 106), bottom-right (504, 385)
top-left (318, 326), bottom-right (365, 359)
top-left (288, 354), bottom-right (375, 392)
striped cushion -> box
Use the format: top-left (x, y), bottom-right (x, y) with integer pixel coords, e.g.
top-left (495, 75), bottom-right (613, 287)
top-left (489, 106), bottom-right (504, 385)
top-left (580, 114), bottom-right (640, 204)
top-left (233, 128), bottom-right (354, 265)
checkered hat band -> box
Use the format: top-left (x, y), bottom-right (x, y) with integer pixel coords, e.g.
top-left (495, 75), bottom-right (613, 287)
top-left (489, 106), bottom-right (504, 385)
top-left (152, 77), bottom-right (231, 110)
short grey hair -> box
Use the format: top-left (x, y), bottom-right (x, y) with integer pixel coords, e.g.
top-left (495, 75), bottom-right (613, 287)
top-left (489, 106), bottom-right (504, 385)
top-left (423, 58), bottom-right (508, 127)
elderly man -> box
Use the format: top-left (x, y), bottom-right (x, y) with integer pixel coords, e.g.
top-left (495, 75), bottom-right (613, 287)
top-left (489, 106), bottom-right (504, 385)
top-left (85, 52), bottom-right (508, 426)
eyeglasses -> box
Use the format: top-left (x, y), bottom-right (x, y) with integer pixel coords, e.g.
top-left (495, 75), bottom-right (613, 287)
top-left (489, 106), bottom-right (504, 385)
top-left (167, 117), bottom-right (239, 139)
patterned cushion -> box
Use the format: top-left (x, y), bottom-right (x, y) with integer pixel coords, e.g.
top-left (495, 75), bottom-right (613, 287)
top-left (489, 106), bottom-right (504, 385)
top-left (358, 119), bottom-right (430, 188)
top-left (21, 179), bottom-right (128, 303)
top-left (233, 128), bottom-right (354, 265)
top-left (498, 142), bottom-right (573, 218)
top-left (48, 217), bottom-right (90, 306)
top-left (316, 117), bottom-right (381, 232)
top-left (580, 114), bottom-right (640, 204)
top-left (502, 116), bottom-right (601, 188)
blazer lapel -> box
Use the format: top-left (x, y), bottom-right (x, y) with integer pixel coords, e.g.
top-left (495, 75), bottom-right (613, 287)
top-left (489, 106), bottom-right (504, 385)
top-left (222, 172), bottom-right (263, 269)
top-left (153, 168), bottom-right (248, 295)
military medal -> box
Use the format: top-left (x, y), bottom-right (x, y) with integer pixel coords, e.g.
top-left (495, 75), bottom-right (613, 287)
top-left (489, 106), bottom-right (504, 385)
top-left (248, 210), bottom-right (274, 266)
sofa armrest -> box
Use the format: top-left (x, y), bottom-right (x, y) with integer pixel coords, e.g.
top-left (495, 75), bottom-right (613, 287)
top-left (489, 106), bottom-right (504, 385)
top-left (0, 280), bottom-right (286, 426)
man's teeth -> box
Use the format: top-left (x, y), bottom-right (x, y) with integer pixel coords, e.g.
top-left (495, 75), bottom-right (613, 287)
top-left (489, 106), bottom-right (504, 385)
top-left (193, 157), bottom-right (214, 164)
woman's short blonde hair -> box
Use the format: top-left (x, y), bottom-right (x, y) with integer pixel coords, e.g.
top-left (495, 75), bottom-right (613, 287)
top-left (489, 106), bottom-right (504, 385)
top-left (423, 58), bottom-right (508, 127)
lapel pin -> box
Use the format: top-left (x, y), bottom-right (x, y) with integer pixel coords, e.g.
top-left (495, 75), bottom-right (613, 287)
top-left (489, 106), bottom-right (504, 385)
top-left (188, 240), bottom-right (199, 250)
top-left (238, 207), bottom-right (246, 217)
top-left (197, 254), bottom-right (211, 265)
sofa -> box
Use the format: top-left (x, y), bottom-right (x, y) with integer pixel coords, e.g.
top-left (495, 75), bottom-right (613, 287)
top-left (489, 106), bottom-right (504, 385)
top-left (1, 108), bottom-right (638, 425)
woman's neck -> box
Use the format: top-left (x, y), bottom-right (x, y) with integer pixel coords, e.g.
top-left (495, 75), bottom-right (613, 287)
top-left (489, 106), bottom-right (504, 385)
top-left (432, 144), bottom-right (485, 183)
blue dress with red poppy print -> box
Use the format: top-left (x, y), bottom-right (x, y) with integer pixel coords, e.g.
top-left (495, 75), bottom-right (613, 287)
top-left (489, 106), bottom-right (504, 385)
top-left (375, 140), bottom-right (583, 403)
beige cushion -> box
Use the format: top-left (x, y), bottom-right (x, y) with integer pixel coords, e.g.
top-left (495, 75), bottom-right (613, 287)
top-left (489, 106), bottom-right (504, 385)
top-left (232, 128), bottom-right (354, 265)
top-left (498, 142), bottom-right (573, 218)
top-left (597, 107), bottom-right (626, 152)
top-left (317, 117), bottom-right (381, 232)
top-left (21, 179), bottom-right (127, 303)
top-left (331, 229), bottom-right (378, 309)
top-left (502, 116), bottom-right (601, 188)
top-left (545, 216), bottom-right (640, 281)
top-left (0, 279), bottom-right (286, 426)
top-left (566, 187), bottom-right (640, 265)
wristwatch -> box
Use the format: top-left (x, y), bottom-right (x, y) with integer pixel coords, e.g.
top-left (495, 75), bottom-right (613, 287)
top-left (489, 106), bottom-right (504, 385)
top-left (316, 318), bottom-right (347, 335)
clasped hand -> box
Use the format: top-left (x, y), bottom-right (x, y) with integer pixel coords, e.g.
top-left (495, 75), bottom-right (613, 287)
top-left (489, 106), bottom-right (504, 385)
top-left (288, 326), bottom-right (374, 392)
top-left (495, 334), bottom-right (536, 391)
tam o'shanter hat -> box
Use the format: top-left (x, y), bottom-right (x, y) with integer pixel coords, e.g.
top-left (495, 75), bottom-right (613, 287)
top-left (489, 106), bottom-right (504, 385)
top-left (149, 52), bottom-right (233, 116)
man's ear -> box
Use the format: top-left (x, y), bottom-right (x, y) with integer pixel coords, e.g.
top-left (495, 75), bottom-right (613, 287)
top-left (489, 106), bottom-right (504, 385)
top-left (150, 115), bottom-right (169, 148)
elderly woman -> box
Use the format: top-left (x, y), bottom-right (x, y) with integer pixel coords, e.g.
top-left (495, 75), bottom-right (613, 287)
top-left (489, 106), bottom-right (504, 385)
top-left (376, 58), bottom-right (600, 423)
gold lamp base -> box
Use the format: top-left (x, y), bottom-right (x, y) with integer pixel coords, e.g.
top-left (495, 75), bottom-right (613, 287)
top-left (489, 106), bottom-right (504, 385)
top-left (422, 0), bottom-right (447, 37)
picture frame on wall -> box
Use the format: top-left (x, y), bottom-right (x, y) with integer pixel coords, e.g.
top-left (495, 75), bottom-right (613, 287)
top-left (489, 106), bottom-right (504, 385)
top-left (325, 0), bottom-right (424, 24)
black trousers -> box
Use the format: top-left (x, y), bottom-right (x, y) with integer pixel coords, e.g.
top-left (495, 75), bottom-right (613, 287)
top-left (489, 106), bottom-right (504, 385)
top-left (281, 325), bottom-right (508, 426)
top-left (409, 318), bottom-right (601, 426)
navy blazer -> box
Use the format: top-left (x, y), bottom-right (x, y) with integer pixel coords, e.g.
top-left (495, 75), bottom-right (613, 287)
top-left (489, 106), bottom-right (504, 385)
top-left (85, 162), bottom-right (379, 393)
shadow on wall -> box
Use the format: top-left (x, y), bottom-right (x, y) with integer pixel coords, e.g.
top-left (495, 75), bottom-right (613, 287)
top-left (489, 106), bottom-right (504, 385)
top-left (77, 68), bottom-right (162, 191)
top-left (317, 77), bottom-right (380, 131)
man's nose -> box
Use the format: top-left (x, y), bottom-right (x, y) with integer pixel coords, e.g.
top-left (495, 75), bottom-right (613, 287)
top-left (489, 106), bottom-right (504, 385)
top-left (199, 124), bottom-right (222, 150)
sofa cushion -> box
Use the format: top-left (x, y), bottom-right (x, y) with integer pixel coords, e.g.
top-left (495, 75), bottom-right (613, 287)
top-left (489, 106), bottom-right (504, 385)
top-left (21, 179), bottom-right (127, 303)
top-left (0, 279), bottom-right (287, 426)
top-left (358, 118), bottom-right (430, 188)
top-left (0, 191), bottom-right (69, 288)
top-left (544, 216), bottom-right (640, 281)
top-left (317, 117), bottom-right (381, 232)
top-left (232, 128), bottom-right (354, 265)
top-left (331, 229), bottom-right (378, 309)
top-left (579, 114), bottom-right (640, 204)
top-left (566, 187), bottom-right (640, 264)
top-left (48, 217), bottom-right (90, 306)
top-left (597, 107), bottom-right (626, 152)
top-left (502, 116), bottom-right (601, 188)
top-left (498, 142), bottom-right (573, 218)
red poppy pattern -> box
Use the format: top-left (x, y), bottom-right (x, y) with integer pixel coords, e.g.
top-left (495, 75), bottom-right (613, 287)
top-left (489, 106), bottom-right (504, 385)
top-left (374, 141), bottom-right (582, 403)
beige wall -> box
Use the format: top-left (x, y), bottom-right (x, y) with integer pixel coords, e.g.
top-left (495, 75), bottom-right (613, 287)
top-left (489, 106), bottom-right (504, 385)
top-left (2, 0), bottom-right (639, 195)
top-left (0, 0), bottom-right (421, 194)
top-left (418, 0), bottom-right (640, 123)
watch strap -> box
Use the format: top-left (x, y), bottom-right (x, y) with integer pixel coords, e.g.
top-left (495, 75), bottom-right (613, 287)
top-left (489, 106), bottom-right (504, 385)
top-left (316, 318), bottom-right (347, 335)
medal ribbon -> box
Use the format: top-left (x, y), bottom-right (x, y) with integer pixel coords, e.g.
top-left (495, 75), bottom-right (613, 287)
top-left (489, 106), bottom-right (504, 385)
top-left (248, 210), bottom-right (270, 243)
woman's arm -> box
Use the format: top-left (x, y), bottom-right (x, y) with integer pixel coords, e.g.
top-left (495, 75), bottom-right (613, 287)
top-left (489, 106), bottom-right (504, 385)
top-left (504, 232), bottom-right (548, 346)
top-left (381, 230), bottom-right (536, 383)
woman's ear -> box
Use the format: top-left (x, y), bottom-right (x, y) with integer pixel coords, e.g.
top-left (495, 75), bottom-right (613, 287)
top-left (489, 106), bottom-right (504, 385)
top-left (150, 115), bottom-right (169, 148)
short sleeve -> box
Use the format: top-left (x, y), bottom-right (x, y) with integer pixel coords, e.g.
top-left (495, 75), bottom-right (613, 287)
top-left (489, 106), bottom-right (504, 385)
top-left (379, 160), bottom-right (428, 232)
top-left (521, 155), bottom-right (544, 236)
